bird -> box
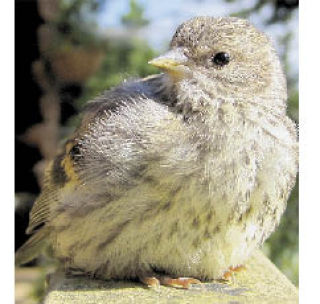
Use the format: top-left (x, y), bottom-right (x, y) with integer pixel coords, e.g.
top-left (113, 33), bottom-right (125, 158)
top-left (16, 16), bottom-right (298, 289)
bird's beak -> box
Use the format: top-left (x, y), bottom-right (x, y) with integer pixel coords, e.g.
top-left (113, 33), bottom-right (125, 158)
top-left (148, 48), bottom-right (188, 78)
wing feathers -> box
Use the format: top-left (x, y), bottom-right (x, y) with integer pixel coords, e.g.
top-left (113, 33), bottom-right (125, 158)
top-left (15, 228), bottom-right (49, 265)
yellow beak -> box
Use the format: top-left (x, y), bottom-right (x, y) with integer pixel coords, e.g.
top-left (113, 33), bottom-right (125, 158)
top-left (148, 48), bottom-right (188, 77)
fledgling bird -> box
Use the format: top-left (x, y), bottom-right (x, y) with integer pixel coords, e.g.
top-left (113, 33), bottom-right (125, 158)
top-left (16, 16), bottom-right (298, 288)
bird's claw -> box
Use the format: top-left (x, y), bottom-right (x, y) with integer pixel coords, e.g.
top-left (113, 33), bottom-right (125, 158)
top-left (222, 264), bottom-right (246, 280)
top-left (140, 275), bottom-right (202, 289)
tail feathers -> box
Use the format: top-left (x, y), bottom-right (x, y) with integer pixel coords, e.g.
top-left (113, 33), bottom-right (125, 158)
top-left (15, 228), bottom-right (48, 266)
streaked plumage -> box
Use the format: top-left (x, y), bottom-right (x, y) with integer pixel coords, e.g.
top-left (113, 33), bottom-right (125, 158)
top-left (16, 17), bottom-right (298, 287)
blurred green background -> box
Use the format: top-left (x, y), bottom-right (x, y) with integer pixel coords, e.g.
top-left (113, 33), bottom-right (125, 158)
top-left (15, 0), bottom-right (298, 302)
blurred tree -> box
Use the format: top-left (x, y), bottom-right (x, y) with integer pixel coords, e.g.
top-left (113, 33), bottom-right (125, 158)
top-left (15, 0), bottom-right (108, 269)
top-left (75, 40), bottom-right (157, 107)
top-left (228, 0), bottom-right (298, 24)
top-left (54, 0), bottom-right (108, 49)
top-left (263, 177), bottom-right (299, 285)
top-left (73, 0), bottom-right (157, 110)
top-left (122, 0), bottom-right (149, 28)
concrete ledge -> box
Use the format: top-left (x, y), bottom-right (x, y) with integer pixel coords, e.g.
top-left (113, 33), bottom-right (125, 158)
top-left (44, 250), bottom-right (298, 304)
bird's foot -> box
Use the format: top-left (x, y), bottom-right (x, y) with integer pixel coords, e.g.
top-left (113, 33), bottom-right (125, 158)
top-left (139, 275), bottom-right (202, 289)
top-left (160, 276), bottom-right (202, 289)
top-left (222, 270), bottom-right (233, 280)
top-left (139, 276), bottom-right (160, 288)
top-left (229, 265), bottom-right (246, 273)
top-left (222, 264), bottom-right (246, 280)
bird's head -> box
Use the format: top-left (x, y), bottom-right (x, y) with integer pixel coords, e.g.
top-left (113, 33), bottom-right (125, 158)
top-left (149, 17), bottom-right (286, 105)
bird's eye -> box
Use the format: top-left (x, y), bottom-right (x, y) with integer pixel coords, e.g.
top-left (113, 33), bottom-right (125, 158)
top-left (212, 52), bottom-right (230, 66)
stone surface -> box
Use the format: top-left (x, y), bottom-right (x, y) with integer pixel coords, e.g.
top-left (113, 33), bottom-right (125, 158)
top-left (44, 250), bottom-right (298, 304)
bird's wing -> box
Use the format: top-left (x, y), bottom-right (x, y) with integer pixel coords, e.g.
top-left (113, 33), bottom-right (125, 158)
top-left (16, 80), bottom-right (186, 264)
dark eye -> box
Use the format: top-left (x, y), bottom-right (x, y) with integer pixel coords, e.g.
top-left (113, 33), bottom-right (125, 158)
top-left (212, 52), bottom-right (230, 66)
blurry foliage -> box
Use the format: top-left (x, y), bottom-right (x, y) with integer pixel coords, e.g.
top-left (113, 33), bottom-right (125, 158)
top-left (287, 91), bottom-right (299, 123)
top-left (30, 269), bottom-right (47, 302)
top-left (73, 0), bottom-right (157, 109)
top-left (53, 0), bottom-right (108, 49)
top-left (122, 0), bottom-right (149, 28)
top-left (229, 0), bottom-right (298, 24)
top-left (263, 177), bottom-right (299, 285)
top-left (75, 39), bottom-right (158, 108)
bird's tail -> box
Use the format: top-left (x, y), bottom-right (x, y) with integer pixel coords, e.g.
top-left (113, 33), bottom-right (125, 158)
top-left (15, 228), bottom-right (48, 266)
